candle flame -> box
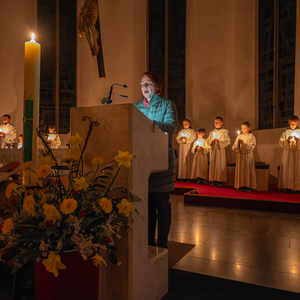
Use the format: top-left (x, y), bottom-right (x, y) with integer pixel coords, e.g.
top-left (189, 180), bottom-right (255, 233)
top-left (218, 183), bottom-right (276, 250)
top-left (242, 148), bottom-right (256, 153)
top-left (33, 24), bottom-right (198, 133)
top-left (237, 131), bottom-right (240, 135)
top-left (31, 33), bottom-right (36, 41)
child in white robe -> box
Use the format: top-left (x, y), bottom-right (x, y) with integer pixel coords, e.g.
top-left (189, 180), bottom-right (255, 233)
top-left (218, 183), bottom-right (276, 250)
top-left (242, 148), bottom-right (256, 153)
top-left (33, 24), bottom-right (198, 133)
top-left (207, 116), bottom-right (231, 187)
top-left (278, 115), bottom-right (300, 192)
top-left (191, 129), bottom-right (210, 184)
top-left (232, 122), bottom-right (257, 192)
top-left (47, 124), bottom-right (61, 149)
top-left (17, 134), bottom-right (23, 149)
top-left (176, 119), bottom-right (197, 180)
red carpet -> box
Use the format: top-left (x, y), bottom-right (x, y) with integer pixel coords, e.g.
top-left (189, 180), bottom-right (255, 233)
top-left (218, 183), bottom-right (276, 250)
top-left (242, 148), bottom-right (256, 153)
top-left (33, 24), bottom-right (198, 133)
top-left (172, 181), bottom-right (300, 214)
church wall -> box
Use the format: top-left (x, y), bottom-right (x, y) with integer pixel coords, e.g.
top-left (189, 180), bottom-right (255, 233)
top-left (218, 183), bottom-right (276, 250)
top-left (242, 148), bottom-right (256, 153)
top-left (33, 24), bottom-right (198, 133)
top-left (186, 0), bottom-right (256, 163)
top-left (0, 0), bottom-right (38, 139)
top-left (76, 0), bottom-right (147, 108)
top-left (186, 0), bottom-right (300, 183)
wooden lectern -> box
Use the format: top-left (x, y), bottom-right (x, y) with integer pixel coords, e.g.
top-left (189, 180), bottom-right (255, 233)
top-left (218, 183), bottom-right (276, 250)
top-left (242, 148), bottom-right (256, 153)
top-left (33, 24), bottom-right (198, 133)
top-left (70, 104), bottom-right (169, 300)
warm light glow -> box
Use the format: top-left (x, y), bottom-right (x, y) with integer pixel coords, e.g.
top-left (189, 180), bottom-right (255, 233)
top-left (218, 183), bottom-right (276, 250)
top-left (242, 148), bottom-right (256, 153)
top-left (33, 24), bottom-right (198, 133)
top-left (237, 130), bottom-right (240, 135)
top-left (181, 132), bottom-right (188, 138)
top-left (31, 33), bottom-right (36, 41)
top-left (288, 131), bottom-right (299, 142)
top-left (290, 131), bottom-right (299, 138)
top-left (196, 140), bottom-right (204, 147)
top-left (213, 132), bottom-right (220, 139)
top-left (211, 248), bottom-right (217, 260)
top-left (48, 134), bottom-right (55, 141)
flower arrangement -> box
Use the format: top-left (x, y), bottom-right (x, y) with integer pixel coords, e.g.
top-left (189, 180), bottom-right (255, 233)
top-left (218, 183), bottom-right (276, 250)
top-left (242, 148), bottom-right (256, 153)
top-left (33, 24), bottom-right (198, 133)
top-left (0, 117), bottom-right (138, 277)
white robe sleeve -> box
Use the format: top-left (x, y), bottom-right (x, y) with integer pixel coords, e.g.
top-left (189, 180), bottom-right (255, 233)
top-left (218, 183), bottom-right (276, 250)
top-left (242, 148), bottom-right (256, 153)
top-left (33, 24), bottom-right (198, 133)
top-left (241, 134), bottom-right (256, 153)
top-left (202, 139), bottom-right (210, 155)
top-left (186, 129), bottom-right (197, 144)
top-left (218, 130), bottom-right (231, 150)
top-left (279, 130), bottom-right (290, 150)
top-left (232, 137), bottom-right (239, 152)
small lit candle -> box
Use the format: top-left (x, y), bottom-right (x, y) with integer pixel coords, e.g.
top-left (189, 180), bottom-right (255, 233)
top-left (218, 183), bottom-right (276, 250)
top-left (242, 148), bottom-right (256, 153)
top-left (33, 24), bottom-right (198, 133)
top-left (181, 132), bottom-right (188, 138)
top-left (23, 33), bottom-right (41, 171)
top-left (48, 134), bottom-right (55, 141)
top-left (288, 131), bottom-right (299, 143)
top-left (237, 130), bottom-right (240, 135)
top-left (196, 139), bottom-right (204, 147)
top-left (0, 128), bottom-right (7, 134)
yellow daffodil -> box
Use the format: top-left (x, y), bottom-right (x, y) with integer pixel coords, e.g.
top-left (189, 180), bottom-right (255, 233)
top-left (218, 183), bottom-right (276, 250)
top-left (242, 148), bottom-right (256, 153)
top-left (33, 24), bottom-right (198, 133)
top-left (68, 133), bottom-right (83, 149)
top-left (116, 198), bottom-right (135, 217)
top-left (23, 195), bottom-right (36, 216)
top-left (5, 183), bottom-right (26, 199)
top-left (62, 147), bottom-right (81, 162)
top-left (2, 218), bottom-right (14, 235)
top-left (43, 203), bottom-right (62, 224)
top-left (21, 161), bottom-right (31, 172)
top-left (22, 169), bottom-right (41, 186)
top-left (91, 253), bottom-right (107, 267)
top-left (73, 177), bottom-right (89, 191)
top-left (99, 197), bottom-right (112, 214)
top-left (5, 184), bottom-right (12, 199)
top-left (60, 198), bottom-right (78, 214)
top-left (114, 151), bottom-right (134, 167)
top-left (39, 155), bottom-right (56, 167)
top-left (42, 252), bottom-right (66, 277)
top-left (91, 156), bottom-right (105, 165)
top-left (36, 165), bottom-right (52, 179)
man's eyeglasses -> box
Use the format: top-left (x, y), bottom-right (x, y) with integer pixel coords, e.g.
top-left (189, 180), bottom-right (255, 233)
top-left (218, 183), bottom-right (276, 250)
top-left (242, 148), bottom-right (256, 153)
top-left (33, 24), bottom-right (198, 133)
top-left (139, 81), bottom-right (154, 88)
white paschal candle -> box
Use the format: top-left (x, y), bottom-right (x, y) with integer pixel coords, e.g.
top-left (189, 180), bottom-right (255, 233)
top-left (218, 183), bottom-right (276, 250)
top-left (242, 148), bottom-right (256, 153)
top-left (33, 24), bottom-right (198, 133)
top-left (24, 33), bottom-right (41, 171)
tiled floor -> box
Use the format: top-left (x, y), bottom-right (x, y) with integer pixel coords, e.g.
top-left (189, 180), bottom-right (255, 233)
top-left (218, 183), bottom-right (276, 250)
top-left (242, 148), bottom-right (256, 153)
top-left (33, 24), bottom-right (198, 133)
top-left (169, 194), bottom-right (300, 294)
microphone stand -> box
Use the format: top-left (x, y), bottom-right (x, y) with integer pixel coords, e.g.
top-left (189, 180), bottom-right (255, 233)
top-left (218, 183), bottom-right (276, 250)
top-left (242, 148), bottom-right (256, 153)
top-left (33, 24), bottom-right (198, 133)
top-left (101, 83), bottom-right (128, 105)
top-left (106, 85), bottom-right (113, 105)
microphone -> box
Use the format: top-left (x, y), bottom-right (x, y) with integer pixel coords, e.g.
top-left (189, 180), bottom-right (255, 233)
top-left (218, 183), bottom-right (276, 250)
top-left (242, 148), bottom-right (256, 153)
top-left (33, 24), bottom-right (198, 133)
top-left (100, 97), bottom-right (110, 104)
top-left (101, 83), bottom-right (127, 104)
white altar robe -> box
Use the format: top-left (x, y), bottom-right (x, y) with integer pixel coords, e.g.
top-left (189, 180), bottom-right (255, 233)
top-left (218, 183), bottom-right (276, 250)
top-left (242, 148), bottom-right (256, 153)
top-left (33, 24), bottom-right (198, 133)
top-left (176, 128), bottom-right (196, 179)
top-left (232, 132), bottom-right (257, 190)
top-left (190, 138), bottom-right (210, 180)
top-left (278, 128), bottom-right (300, 190)
top-left (207, 128), bottom-right (231, 182)
top-left (0, 123), bottom-right (17, 148)
top-left (47, 133), bottom-right (61, 149)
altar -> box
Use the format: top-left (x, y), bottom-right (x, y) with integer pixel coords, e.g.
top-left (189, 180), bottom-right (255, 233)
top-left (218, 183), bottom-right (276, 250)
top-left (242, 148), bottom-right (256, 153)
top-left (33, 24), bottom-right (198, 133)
top-left (0, 149), bottom-right (22, 168)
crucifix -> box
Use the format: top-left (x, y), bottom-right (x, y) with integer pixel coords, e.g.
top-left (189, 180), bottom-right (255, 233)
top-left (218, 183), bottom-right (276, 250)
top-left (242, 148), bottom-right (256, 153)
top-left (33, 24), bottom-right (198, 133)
top-left (78, 0), bottom-right (105, 77)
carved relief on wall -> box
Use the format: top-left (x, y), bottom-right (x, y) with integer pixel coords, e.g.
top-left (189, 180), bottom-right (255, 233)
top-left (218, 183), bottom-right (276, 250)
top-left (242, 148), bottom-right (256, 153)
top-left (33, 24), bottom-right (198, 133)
top-left (78, 0), bottom-right (99, 56)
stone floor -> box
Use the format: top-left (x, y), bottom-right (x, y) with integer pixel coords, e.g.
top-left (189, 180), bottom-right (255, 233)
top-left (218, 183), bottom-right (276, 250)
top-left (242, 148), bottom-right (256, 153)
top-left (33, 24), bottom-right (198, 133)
top-left (167, 194), bottom-right (300, 296)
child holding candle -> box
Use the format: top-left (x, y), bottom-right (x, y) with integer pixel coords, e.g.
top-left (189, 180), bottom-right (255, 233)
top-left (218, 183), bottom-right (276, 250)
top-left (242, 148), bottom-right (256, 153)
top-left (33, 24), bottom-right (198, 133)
top-left (176, 119), bottom-right (197, 181)
top-left (0, 114), bottom-right (17, 148)
top-left (47, 124), bottom-right (61, 149)
top-left (191, 129), bottom-right (210, 184)
top-left (278, 115), bottom-right (300, 193)
top-left (207, 116), bottom-right (231, 187)
top-left (18, 134), bottom-right (23, 149)
top-left (232, 122), bottom-right (257, 192)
